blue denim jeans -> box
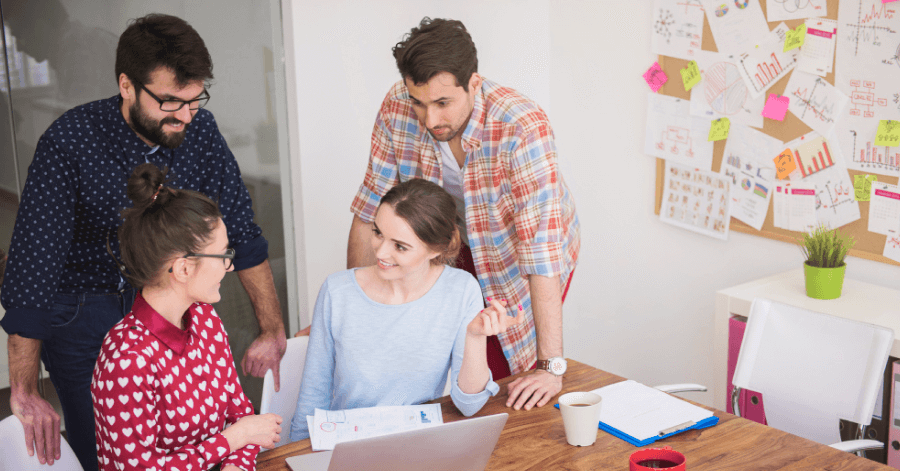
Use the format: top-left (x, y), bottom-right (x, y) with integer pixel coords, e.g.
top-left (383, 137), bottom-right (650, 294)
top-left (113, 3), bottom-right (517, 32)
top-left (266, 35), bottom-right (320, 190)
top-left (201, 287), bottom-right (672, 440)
top-left (40, 288), bottom-right (135, 471)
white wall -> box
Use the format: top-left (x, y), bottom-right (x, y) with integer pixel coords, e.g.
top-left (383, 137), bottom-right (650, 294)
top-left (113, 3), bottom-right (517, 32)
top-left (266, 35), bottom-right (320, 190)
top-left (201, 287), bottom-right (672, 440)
top-left (289, 0), bottom-right (900, 407)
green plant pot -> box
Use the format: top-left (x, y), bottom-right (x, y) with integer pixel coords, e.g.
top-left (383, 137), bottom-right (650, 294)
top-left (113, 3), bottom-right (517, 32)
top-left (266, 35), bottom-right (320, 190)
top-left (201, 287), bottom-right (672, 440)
top-left (803, 262), bottom-right (846, 300)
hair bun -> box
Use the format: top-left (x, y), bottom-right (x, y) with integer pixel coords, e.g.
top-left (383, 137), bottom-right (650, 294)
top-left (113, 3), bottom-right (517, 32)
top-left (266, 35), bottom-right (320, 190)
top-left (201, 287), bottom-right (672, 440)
top-left (126, 163), bottom-right (169, 209)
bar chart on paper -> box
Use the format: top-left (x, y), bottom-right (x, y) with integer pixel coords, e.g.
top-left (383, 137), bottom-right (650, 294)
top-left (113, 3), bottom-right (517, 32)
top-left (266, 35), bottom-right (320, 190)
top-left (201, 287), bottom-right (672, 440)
top-left (848, 130), bottom-right (900, 173)
top-left (795, 136), bottom-right (836, 177)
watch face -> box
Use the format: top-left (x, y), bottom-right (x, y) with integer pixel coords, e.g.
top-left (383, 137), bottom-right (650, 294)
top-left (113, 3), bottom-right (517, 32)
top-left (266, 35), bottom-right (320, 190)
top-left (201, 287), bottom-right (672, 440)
top-left (549, 358), bottom-right (567, 375)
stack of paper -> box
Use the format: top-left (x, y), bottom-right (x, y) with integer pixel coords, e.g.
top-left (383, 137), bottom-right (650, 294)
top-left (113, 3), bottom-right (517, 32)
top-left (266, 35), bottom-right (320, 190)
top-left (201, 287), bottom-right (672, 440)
top-left (306, 404), bottom-right (443, 451)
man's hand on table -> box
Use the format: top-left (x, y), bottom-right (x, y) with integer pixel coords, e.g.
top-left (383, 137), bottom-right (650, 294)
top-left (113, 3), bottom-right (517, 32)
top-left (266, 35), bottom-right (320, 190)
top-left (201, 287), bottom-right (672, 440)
top-left (505, 369), bottom-right (563, 411)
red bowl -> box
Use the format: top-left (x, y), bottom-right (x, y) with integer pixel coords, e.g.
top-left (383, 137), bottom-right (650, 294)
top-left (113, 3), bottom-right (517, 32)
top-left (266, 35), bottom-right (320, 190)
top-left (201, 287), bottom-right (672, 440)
top-left (629, 446), bottom-right (686, 470)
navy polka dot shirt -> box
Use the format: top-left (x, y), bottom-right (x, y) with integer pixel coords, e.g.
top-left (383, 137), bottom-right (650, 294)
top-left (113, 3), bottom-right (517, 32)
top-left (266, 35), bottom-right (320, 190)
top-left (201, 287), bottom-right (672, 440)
top-left (0, 95), bottom-right (268, 340)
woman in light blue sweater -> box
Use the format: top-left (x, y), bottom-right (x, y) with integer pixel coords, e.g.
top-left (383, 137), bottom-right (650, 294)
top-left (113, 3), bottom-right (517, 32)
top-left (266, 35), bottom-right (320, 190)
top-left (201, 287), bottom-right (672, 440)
top-left (290, 179), bottom-right (524, 441)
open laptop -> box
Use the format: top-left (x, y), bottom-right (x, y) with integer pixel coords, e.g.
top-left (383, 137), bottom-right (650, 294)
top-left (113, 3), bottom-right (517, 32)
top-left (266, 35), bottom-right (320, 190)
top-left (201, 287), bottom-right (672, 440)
top-left (285, 413), bottom-right (508, 471)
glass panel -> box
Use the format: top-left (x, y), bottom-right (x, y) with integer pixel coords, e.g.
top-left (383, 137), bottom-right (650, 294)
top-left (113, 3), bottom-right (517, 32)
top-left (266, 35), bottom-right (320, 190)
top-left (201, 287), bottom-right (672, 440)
top-left (0, 0), bottom-right (293, 409)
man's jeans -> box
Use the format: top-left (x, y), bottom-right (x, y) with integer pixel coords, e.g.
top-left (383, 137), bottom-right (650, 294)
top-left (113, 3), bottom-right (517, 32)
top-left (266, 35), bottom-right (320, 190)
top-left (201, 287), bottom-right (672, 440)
top-left (40, 288), bottom-right (135, 471)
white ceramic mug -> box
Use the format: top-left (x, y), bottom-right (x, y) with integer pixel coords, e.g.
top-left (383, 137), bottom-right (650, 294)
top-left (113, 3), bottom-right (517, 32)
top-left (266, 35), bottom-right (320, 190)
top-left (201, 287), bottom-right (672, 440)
top-left (559, 391), bottom-right (603, 446)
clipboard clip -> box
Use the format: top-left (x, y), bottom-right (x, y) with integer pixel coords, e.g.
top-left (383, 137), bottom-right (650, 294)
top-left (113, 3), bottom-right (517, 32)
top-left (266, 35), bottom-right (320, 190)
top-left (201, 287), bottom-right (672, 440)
top-left (659, 420), bottom-right (696, 436)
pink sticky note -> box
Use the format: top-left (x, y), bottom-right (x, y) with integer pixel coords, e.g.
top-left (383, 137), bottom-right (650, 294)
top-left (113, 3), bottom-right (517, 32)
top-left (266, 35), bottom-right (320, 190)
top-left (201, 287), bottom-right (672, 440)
top-left (643, 62), bottom-right (668, 92)
top-left (762, 94), bottom-right (790, 121)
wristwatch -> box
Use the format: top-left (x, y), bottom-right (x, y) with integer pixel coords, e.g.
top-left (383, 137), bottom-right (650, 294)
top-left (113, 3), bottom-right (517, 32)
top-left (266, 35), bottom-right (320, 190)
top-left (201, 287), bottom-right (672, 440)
top-left (536, 357), bottom-right (567, 376)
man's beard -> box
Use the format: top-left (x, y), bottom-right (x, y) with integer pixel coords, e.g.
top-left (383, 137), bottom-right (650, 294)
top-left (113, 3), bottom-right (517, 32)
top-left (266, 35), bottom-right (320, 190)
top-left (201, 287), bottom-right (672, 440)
top-left (128, 100), bottom-right (189, 149)
top-left (428, 124), bottom-right (460, 142)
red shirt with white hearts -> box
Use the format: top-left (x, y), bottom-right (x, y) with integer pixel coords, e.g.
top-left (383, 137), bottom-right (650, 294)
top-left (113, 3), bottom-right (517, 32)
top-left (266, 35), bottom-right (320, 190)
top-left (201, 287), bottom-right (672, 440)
top-left (91, 292), bottom-right (258, 471)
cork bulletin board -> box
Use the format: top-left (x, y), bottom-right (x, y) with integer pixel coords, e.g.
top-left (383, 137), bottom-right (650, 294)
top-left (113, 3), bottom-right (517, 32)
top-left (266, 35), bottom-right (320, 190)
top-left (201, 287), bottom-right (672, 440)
top-left (652, 0), bottom-right (900, 266)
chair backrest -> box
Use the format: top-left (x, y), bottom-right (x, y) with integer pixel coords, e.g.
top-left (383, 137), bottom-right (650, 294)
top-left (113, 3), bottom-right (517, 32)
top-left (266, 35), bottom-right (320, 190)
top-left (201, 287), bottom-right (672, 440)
top-left (733, 298), bottom-right (894, 445)
top-left (0, 415), bottom-right (82, 471)
top-left (260, 335), bottom-right (309, 448)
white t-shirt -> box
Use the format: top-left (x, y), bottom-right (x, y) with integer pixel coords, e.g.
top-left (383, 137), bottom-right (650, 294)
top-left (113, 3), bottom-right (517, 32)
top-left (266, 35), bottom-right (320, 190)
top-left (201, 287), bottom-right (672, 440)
top-left (436, 140), bottom-right (469, 247)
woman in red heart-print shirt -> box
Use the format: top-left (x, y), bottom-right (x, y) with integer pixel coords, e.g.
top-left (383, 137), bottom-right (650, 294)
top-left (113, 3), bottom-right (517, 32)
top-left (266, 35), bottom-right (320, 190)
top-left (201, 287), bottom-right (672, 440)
top-left (91, 163), bottom-right (282, 471)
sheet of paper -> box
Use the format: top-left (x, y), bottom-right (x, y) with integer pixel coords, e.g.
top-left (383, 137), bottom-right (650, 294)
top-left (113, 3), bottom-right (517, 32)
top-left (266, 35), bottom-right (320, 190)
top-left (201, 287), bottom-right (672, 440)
top-left (774, 183), bottom-right (788, 228)
top-left (309, 404), bottom-right (443, 451)
top-left (701, 0), bottom-right (771, 55)
top-left (834, 0), bottom-right (900, 175)
top-left (591, 380), bottom-right (715, 442)
top-left (884, 229), bottom-right (900, 263)
top-left (689, 50), bottom-right (765, 128)
top-left (868, 182), bottom-right (900, 235)
top-left (786, 181), bottom-right (819, 232)
top-left (644, 62), bottom-right (668, 92)
top-left (651, 0), bottom-right (705, 60)
top-left (762, 94), bottom-right (790, 121)
top-left (797, 19), bottom-right (837, 77)
top-left (720, 124), bottom-right (782, 230)
top-left (854, 174), bottom-right (878, 201)
top-left (784, 132), bottom-right (860, 229)
top-left (766, 0), bottom-right (827, 21)
top-left (661, 161), bottom-right (731, 240)
top-left (736, 23), bottom-right (800, 98)
top-left (785, 71), bottom-right (850, 137)
top-left (646, 93), bottom-right (715, 170)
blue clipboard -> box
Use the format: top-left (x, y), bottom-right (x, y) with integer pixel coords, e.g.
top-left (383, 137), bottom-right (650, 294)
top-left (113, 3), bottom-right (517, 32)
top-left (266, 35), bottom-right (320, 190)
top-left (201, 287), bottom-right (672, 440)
top-left (554, 403), bottom-right (719, 447)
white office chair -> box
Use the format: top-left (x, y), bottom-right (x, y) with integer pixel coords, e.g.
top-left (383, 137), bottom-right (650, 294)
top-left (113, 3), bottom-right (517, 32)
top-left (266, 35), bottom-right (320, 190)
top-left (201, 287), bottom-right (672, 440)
top-left (0, 415), bottom-right (82, 471)
top-left (731, 298), bottom-right (892, 455)
top-left (260, 335), bottom-right (309, 449)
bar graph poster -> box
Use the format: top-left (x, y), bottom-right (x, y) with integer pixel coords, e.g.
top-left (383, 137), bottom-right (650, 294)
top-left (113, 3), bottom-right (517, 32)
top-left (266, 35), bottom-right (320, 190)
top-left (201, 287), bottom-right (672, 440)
top-left (785, 132), bottom-right (860, 229)
top-left (736, 23), bottom-right (800, 98)
top-left (795, 136), bottom-right (836, 177)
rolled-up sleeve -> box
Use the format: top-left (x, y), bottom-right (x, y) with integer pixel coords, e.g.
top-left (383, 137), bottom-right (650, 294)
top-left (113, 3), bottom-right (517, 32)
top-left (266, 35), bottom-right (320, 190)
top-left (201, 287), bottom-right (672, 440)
top-left (0, 136), bottom-right (77, 339)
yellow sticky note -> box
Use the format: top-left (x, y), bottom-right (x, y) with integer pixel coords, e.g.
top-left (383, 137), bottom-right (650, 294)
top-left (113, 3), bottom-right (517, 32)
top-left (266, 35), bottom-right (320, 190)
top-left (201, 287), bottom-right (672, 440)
top-left (875, 120), bottom-right (900, 147)
top-left (681, 60), bottom-right (701, 92)
top-left (774, 149), bottom-right (797, 180)
top-left (708, 118), bottom-right (730, 142)
top-left (783, 24), bottom-right (807, 52)
top-left (854, 174), bottom-right (877, 202)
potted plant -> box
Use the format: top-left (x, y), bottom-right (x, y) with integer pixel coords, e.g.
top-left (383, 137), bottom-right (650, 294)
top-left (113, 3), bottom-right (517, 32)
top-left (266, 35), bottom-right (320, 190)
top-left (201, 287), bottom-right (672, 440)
top-left (800, 225), bottom-right (855, 300)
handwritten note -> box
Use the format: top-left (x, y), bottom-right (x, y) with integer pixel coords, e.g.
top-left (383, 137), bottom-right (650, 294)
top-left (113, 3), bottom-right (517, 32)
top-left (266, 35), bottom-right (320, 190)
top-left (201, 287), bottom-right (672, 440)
top-left (875, 120), bottom-right (900, 147)
top-left (643, 62), bottom-right (668, 92)
top-left (681, 60), bottom-right (701, 92)
top-left (762, 94), bottom-right (790, 121)
top-left (783, 24), bottom-right (807, 52)
top-left (708, 118), bottom-right (730, 141)
top-left (854, 174), bottom-right (878, 202)
top-left (774, 149), bottom-right (797, 180)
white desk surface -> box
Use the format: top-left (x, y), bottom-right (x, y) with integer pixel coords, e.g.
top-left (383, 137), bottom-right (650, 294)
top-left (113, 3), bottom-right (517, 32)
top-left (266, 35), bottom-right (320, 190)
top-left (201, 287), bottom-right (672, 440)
top-left (712, 268), bottom-right (900, 410)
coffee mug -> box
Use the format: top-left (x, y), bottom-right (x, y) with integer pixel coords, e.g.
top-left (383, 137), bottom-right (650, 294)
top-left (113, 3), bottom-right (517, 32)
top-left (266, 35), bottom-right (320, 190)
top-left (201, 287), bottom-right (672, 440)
top-left (558, 391), bottom-right (603, 446)
top-left (629, 446), bottom-right (686, 470)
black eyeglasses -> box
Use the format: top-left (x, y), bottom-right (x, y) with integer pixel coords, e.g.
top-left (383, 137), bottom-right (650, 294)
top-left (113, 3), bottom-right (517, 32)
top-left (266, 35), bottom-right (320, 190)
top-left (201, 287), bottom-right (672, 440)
top-left (184, 248), bottom-right (235, 270)
top-left (135, 81), bottom-right (210, 112)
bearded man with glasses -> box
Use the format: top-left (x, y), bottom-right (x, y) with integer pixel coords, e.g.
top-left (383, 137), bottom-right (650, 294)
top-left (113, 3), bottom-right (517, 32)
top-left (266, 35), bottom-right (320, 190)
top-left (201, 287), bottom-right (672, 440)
top-left (0, 14), bottom-right (287, 471)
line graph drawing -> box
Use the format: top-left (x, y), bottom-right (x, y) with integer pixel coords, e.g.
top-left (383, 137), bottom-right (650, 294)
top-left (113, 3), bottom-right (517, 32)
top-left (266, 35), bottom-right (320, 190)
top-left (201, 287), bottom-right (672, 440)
top-left (844, 1), bottom-right (897, 56)
top-left (785, 72), bottom-right (849, 136)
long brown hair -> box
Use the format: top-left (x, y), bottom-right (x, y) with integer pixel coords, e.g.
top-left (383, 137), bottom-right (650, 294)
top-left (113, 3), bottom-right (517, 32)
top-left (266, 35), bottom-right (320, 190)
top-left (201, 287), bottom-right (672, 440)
top-left (118, 163), bottom-right (221, 289)
top-left (379, 179), bottom-right (461, 265)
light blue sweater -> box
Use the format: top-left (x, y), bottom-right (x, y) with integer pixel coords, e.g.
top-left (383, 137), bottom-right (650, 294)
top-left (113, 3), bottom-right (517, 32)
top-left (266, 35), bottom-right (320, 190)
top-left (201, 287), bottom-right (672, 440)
top-left (289, 267), bottom-right (499, 442)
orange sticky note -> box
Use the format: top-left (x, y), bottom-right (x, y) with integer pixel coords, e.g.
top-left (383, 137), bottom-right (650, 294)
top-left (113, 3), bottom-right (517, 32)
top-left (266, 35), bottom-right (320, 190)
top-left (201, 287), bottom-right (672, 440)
top-left (774, 149), bottom-right (797, 180)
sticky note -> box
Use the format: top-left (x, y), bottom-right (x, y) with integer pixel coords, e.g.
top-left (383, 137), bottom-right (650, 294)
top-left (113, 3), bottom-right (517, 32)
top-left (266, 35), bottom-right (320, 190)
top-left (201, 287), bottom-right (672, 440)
top-left (884, 0), bottom-right (898, 4)
top-left (708, 118), bottom-right (730, 142)
top-left (643, 62), bottom-right (668, 92)
top-left (680, 60), bottom-right (701, 92)
top-left (762, 94), bottom-right (790, 121)
top-left (783, 24), bottom-right (807, 52)
top-left (774, 149), bottom-right (797, 180)
top-left (875, 120), bottom-right (900, 147)
top-left (854, 174), bottom-right (878, 202)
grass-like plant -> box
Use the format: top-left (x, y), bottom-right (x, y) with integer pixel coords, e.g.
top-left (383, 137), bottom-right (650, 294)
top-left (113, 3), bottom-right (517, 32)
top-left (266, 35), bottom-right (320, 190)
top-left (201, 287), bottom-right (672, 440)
top-left (800, 224), bottom-right (856, 268)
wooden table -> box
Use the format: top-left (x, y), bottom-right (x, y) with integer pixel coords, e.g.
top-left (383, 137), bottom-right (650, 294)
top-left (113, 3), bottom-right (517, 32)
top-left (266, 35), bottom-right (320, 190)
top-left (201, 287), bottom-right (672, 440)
top-left (257, 360), bottom-right (893, 470)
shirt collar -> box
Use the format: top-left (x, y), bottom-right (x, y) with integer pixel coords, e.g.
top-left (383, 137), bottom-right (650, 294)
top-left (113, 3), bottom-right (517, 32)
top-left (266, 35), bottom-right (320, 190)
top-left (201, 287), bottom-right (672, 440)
top-left (459, 82), bottom-right (486, 153)
top-left (130, 291), bottom-right (194, 355)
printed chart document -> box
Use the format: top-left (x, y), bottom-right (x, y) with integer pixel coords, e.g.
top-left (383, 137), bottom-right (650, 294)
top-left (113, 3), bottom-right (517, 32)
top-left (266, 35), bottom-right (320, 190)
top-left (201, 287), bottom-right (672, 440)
top-left (720, 124), bottom-right (781, 230)
top-left (784, 71), bottom-right (849, 137)
top-left (591, 380), bottom-right (716, 445)
top-left (797, 18), bottom-right (837, 77)
top-left (646, 93), bottom-right (715, 170)
top-left (735, 23), bottom-right (799, 98)
top-left (661, 161), bottom-right (731, 240)
top-left (766, 0), bottom-right (827, 22)
top-left (308, 404), bottom-right (443, 451)
top-left (774, 181), bottom-right (818, 232)
top-left (651, 0), bottom-right (705, 60)
top-left (689, 50), bottom-right (765, 128)
top-left (884, 229), bottom-right (900, 264)
top-left (868, 182), bottom-right (900, 236)
top-left (701, 0), bottom-right (770, 55)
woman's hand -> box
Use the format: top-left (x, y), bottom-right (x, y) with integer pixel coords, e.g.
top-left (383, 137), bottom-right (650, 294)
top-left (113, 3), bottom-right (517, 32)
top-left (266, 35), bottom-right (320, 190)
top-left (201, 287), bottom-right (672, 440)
top-left (466, 298), bottom-right (525, 338)
top-left (222, 413), bottom-right (283, 451)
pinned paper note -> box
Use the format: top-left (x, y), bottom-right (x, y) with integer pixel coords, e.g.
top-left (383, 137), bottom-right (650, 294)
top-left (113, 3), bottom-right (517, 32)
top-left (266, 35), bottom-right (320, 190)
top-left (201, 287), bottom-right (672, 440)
top-left (708, 118), bottom-right (730, 141)
top-left (643, 62), bottom-right (668, 92)
top-left (875, 120), bottom-right (900, 147)
top-left (762, 94), bottom-right (790, 121)
top-left (774, 149), bottom-right (797, 180)
top-left (854, 174), bottom-right (878, 202)
top-left (681, 60), bottom-right (701, 91)
top-left (783, 24), bottom-right (807, 52)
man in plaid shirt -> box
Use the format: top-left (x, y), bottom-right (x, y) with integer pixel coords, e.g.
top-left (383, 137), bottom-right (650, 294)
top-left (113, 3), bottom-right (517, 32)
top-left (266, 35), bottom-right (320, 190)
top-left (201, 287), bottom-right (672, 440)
top-left (347, 17), bottom-right (580, 411)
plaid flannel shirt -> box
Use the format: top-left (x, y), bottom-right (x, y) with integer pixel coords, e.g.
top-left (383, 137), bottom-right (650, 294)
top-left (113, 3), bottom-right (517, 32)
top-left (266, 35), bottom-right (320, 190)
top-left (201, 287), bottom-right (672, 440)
top-left (350, 78), bottom-right (580, 374)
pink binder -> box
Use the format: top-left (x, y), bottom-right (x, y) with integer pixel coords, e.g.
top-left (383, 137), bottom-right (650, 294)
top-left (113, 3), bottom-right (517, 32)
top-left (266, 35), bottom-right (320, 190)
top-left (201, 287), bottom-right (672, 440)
top-left (727, 317), bottom-right (767, 424)
top-left (888, 361), bottom-right (900, 468)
